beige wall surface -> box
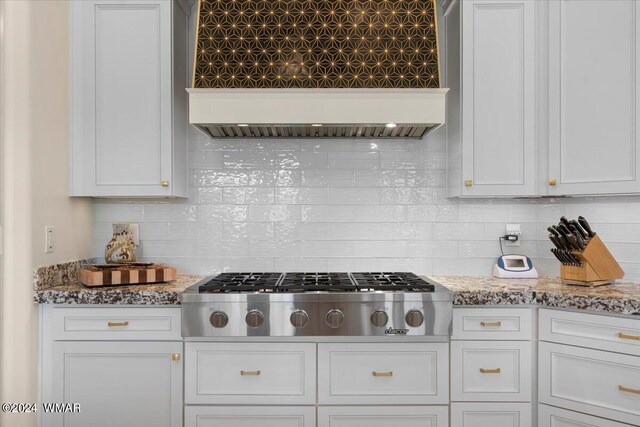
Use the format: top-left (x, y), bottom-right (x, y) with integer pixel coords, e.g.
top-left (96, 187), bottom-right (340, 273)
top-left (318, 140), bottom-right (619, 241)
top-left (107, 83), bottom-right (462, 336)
top-left (0, 1), bottom-right (93, 426)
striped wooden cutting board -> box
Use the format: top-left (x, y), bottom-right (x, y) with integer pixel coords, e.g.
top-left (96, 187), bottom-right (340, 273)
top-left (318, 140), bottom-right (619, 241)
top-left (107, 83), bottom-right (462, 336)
top-left (79, 264), bottom-right (177, 287)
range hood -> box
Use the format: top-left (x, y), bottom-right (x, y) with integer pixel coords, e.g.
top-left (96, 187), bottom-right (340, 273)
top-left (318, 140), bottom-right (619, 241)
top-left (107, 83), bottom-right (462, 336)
top-left (188, 88), bottom-right (447, 139)
top-left (188, 0), bottom-right (448, 139)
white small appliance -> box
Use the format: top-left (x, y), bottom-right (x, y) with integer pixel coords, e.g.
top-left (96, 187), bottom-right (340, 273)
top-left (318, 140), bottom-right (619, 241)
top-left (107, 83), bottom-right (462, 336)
top-left (493, 255), bottom-right (538, 279)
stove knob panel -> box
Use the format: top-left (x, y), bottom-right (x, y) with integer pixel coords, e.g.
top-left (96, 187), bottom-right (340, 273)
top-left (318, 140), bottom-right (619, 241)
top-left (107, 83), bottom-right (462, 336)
top-left (370, 310), bottom-right (389, 328)
top-left (210, 311), bottom-right (229, 328)
top-left (405, 309), bottom-right (424, 328)
top-left (290, 310), bottom-right (309, 328)
top-left (325, 309), bottom-right (345, 329)
top-left (245, 310), bottom-right (265, 328)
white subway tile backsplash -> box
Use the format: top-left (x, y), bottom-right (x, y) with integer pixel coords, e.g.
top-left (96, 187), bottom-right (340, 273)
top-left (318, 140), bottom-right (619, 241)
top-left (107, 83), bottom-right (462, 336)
top-left (93, 127), bottom-right (640, 280)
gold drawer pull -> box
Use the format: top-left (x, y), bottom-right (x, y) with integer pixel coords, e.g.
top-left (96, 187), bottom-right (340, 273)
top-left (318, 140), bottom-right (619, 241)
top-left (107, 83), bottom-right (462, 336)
top-left (618, 385), bottom-right (640, 395)
top-left (107, 321), bottom-right (129, 327)
top-left (480, 368), bottom-right (501, 374)
top-left (480, 321), bottom-right (502, 327)
top-left (618, 332), bottom-right (640, 341)
top-left (372, 371), bottom-right (393, 377)
top-left (240, 370), bottom-right (261, 376)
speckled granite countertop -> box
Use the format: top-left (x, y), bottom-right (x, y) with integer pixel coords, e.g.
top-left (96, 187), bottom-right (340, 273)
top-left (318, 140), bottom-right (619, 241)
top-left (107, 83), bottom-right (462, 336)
top-left (431, 276), bottom-right (640, 316)
top-left (34, 274), bottom-right (640, 316)
top-left (33, 275), bottom-right (205, 305)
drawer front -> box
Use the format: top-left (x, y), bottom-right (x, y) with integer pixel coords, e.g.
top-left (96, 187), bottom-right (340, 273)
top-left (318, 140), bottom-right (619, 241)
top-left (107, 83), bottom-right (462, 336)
top-left (318, 406), bottom-right (448, 427)
top-left (540, 308), bottom-right (640, 356)
top-left (452, 340), bottom-right (532, 401)
top-left (185, 406), bottom-right (315, 427)
top-left (539, 342), bottom-right (640, 425)
top-left (451, 403), bottom-right (532, 427)
top-left (185, 343), bottom-right (316, 404)
top-left (538, 404), bottom-right (630, 427)
top-left (318, 343), bottom-right (448, 405)
top-left (49, 306), bottom-right (181, 341)
top-left (452, 308), bottom-right (533, 341)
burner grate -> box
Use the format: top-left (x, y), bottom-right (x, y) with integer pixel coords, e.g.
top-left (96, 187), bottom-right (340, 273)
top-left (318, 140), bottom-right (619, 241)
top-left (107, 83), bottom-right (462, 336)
top-left (279, 272), bottom-right (357, 292)
top-left (351, 272), bottom-right (436, 292)
top-left (199, 272), bottom-right (283, 293)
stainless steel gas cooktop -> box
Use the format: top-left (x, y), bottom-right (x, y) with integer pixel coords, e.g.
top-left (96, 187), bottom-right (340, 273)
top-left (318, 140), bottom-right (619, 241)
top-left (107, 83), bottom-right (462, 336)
top-left (181, 272), bottom-right (452, 340)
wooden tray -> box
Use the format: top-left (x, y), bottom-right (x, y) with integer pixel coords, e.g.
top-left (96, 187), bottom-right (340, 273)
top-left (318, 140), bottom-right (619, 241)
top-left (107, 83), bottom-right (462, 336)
top-left (79, 264), bottom-right (177, 287)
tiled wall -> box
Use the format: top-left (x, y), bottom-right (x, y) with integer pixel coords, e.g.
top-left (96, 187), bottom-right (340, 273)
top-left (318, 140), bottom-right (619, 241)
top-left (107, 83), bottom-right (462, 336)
top-left (93, 127), bottom-right (640, 281)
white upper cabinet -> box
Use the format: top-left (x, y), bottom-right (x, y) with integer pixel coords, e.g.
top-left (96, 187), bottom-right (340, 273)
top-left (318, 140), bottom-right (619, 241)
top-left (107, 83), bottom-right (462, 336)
top-left (547, 0), bottom-right (640, 196)
top-left (447, 0), bottom-right (537, 197)
top-left (69, 0), bottom-right (188, 197)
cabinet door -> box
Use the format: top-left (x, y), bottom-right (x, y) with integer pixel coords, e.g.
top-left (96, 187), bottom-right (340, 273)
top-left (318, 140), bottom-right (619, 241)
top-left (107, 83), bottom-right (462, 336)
top-left (317, 343), bottom-right (449, 405)
top-left (539, 404), bottom-right (631, 427)
top-left (318, 406), bottom-right (449, 427)
top-left (70, 0), bottom-right (173, 197)
top-left (452, 403), bottom-right (532, 427)
top-left (451, 341), bottom-right (532, 402)
top-left (539, 342), bottom-right (640, 425)
top-left (185, 406), bottom-right (316, 427)
top-left (49, 341), bottom-right (182, 427)
top-left (548, 0), bottom-right (640, 195)
top-left (461, 0), bottom-right (536, 196)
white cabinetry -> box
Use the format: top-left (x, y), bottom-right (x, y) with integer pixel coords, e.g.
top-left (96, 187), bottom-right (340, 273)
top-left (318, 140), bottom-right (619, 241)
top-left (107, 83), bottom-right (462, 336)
top-left (539, 405), bottom-right (631, 427)
top-left (451, 307), bottom-right (534, 427)
top-left (547, 0), bottom-right (640, 196)
top-left (184, 342), bottom-right (316, 405)
top-left (185, 406), bottom-right (316, 427)
top-left (317, 343), bottom-right (449, 405)
top-left (69, 0), bottom-right (188, 197)
top-left (538, 308), bottom-right (640, 426)
top-left (318, 406), bottom-right (449, 427)
top-left (446, 0), bottom-right (537, 197)
top-left (452, 403), bottom-right (531, 427)
top-left (40, 305), bottom-right (183, 427)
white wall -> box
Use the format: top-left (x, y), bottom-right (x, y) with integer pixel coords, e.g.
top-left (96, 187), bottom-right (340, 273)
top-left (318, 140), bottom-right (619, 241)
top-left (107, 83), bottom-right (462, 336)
top-left (0, 1), bottom-right (93, 425)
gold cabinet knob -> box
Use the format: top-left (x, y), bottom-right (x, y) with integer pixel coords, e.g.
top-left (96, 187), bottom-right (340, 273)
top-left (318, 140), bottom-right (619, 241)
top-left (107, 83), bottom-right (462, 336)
top-left (171, 353), bottom-right (181, 361)
top-left (161, 180), bottom-right (169, 187)
top-left (549, 178), bottom-right (557, 186)
top-left (464, 180), bottom-right (473, 187)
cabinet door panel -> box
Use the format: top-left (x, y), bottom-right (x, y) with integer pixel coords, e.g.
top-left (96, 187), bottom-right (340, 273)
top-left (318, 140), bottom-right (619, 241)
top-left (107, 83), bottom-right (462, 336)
top-left (549, 0), bottom-right (640, 195)
top-left (318, 406), bottom-right (449, 427)
top-left (72, 0), bottom-right (173, 196)
top-left (461, 0), bottom-right (536, 196)
top-left (185, 406), bottom-right (315, 427)
top-left (451, 403), bottom-right (532, 427)
top-left (539, 404), bottom-right (630, 427)
top-left (50, 341), bottom-right (182, 427)
top-left (539, 342), bottom-right (640, 425)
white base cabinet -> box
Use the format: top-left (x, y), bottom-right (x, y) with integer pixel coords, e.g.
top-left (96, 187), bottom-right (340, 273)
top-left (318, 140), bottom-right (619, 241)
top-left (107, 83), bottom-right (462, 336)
top-left (317, 343), bottom-right (449, 405)
top-left (40, 305), bottom-right (183, 427)
top-left (451, 403), bottom-right (532, 427)
top-left (538, 404), bottom-right (631, 427)
top-left (185, 406), bottom-right (315, 427)
top-left (318, 406), bottom-right (449, 427)
top-left (50, 341), bottom-right (182, 427)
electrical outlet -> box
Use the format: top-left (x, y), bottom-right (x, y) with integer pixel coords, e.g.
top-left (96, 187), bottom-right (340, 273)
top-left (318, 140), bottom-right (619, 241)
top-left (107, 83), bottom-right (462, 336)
top-left (504, 224), bottom-right (521, 247)
top-left (45, 226), bottom-right (54, 253)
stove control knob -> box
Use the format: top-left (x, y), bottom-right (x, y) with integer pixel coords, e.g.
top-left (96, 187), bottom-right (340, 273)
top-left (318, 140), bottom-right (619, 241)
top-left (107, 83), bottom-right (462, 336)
top-left (405, 310), bottom-right (424, 328)
top-left (326, 309), bottom-right (344, 329)
top-left (290, 310), bottom-right (309, 328)
top-left (245, 310), bottom-right (265, 328)
top-left (210, 311), bottom-right (229, 328)
top-left (370, 310), bottom-right (389, 328)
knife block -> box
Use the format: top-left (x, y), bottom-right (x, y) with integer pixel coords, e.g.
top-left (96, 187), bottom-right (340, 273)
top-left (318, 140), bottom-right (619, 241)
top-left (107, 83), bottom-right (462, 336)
top-left (559, 234), bottom-right (624, 286)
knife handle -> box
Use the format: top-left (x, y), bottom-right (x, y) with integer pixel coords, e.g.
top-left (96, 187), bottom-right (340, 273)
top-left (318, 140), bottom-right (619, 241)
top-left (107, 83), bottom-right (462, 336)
top-left (560, 216), bottom-right (571, 228)
top-left (569, 219), bottom-right (589, 240)
top-left (578, 216), bottom-right (596, 237)
top-left (547, 226), bottom-right (560, 237)
top-left (568, 225), bottom-right (585, 250)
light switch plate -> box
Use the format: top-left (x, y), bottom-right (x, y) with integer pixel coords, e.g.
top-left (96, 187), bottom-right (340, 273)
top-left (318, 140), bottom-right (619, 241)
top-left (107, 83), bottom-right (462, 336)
top-left (45, 226), bottom-right (54, 253)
